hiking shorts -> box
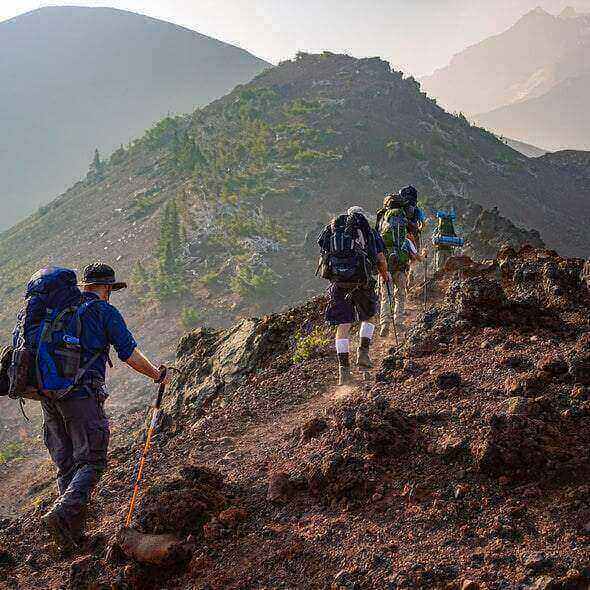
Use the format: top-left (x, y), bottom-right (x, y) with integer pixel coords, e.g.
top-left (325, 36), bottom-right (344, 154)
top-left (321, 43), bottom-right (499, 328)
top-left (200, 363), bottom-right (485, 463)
top-left (325, 282), bottom-right (378, 325)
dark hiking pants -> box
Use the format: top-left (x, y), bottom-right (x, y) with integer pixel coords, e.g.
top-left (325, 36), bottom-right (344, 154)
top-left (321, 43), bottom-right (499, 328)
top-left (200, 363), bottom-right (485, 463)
top-left (41, 390), bottom-right (109, 527)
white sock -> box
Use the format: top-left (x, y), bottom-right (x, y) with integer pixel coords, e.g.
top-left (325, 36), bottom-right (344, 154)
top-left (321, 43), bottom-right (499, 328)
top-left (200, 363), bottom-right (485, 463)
top-left (335, 339), bottom-right (350, 354)
top-left (359, 322), bottom-right (375, 340)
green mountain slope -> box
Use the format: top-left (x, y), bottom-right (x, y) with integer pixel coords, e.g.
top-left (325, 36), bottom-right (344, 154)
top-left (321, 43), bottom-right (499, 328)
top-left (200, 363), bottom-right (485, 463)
top-left (0, 6), bottom-right (270, 228)
top-left (0, 52), bottom-right (588, 372)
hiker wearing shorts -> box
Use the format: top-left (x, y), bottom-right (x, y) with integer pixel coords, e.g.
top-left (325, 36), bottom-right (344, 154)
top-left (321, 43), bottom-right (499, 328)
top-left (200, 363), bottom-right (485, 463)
top-left (317, 206), bottom-right (388, 385)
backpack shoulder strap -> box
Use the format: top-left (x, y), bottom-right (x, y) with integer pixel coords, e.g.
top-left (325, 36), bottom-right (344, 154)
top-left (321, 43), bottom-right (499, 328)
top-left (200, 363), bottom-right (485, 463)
top-left (72, 298), bottom-right (104, 338)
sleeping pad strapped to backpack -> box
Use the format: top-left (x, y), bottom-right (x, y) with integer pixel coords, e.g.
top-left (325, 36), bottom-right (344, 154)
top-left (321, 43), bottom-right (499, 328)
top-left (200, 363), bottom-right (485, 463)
top-left (5, 267), bottom-right (105, 401)
top-left (432, 211), bottom-right (465, 248)
top-left (321, 213), bottom-right (373, 285)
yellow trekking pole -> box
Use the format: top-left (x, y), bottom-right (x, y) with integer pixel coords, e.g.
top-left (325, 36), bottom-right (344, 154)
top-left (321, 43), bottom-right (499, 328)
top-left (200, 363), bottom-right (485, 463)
top-left (125, 379), bottom-right (166, 528)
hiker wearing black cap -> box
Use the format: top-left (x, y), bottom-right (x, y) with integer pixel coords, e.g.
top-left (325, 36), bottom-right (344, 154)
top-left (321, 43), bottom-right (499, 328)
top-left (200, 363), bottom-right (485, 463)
top-left (40, 263), bottom-right (171, 549)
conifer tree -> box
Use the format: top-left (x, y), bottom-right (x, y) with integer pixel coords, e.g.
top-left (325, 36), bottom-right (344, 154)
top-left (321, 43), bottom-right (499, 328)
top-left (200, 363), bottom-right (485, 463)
top-left (87, 147), bottom-right (105, 182)
top-left (155, 199), bottom-right (185, 298)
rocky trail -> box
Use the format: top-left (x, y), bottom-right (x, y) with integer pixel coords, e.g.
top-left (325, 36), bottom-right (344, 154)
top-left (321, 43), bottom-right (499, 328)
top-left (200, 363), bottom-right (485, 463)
top-left (2, 247), bottom-right (590, 589)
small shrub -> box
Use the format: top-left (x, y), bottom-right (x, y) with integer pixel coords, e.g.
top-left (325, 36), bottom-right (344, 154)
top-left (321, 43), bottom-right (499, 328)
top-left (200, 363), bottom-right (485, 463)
top-left (110, 145), bottom-right (127, 165)
top-left (405, 140), bottom-right (427, 161)
top-left (181, 307), bottom-right (202, 330)
top-left (126, 187), bottom-right (164, 221)
top-left (201, 270), bottom-right (222, 287)
top-left (0, 441), bottom-right (24, 465)
top-left (385, 139), bottom-right (401, 159)
top-left (293, 327), bottom-right (330, 363)
top-left (230, 265), bottom-right (279, 301)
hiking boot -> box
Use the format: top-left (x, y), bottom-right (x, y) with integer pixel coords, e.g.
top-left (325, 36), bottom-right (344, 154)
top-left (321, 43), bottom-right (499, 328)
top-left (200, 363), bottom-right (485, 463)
top-left (357, 347), bottom-right (372, 369)
top-left (41, 510), bottom-right (78, 551)
top-left (338, 365), bottom-right (352, 386)
top-left (379, 324), bottom-right (390, 338)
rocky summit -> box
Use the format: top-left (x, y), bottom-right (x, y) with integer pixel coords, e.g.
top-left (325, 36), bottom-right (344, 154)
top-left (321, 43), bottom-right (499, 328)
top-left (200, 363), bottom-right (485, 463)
top-left (2, 244), bottom-right (590, 589)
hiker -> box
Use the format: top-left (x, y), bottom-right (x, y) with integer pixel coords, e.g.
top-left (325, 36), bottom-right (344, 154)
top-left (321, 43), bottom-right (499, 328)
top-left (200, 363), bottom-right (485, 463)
top-left (376, 193), bottom-right (425, 337)
top-left (399, 185), bottom-right (427, 249)
top-left (398, 185), bottom-right (427, 286)
top-left (432, 210), bottom-right (464, 272)
top-left (317, 206), bottom-right (388, 385)
top-left (35, 263), bottom-right (172, 549)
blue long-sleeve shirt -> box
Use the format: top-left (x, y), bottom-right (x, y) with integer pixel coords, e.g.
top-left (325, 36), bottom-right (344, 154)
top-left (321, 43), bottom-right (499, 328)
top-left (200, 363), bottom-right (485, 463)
top-left (76, 292), bottom-right (137, 391)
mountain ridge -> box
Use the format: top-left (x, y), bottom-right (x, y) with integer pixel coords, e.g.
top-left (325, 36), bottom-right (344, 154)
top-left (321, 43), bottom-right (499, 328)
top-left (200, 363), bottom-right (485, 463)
top-left (0, 51), bottom-right (586, 448)
top-left (2, 245), bottom-right (590, 588)
top-left (0, 5), bottom-right (270, 228)
top-left (421, 7), bottom-right (590, 150)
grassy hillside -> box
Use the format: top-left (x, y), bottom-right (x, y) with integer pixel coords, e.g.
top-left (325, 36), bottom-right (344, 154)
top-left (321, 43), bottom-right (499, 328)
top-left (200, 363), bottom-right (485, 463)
top-left (0, 52), bottom-right (588, 380)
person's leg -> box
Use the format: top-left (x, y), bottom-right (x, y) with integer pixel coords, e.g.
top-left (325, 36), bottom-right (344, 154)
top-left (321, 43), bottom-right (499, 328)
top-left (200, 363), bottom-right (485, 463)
top-left (353, 281), bottom-right (379, 369)
top-left (379, 275), bottom-right (392, 337)
top-left (436, 248), bottom-right (449, 272)
top-left (41, 399), bottom-right (74, 495)
top-left (326, 284), bottom-right (355, 386)
top-left (392, 271), bottom-right (407, 327)
top-left (357, 320), bottom-right (375, 368)
top-left (335, 323), bottom-right (352, 385)
top-left (43, 393), bottom-right (109, 545)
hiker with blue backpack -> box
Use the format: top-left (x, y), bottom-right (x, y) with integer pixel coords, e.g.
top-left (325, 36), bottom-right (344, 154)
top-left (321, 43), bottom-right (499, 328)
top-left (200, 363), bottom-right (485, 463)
top-left (432, 210), bottom-right (464, 272)
top-left (376, 190), bottom-right (425, 338)
top-left (0, 264), bottom-right (171, 550)
top-left (317, 206), bottom-right (388, 385)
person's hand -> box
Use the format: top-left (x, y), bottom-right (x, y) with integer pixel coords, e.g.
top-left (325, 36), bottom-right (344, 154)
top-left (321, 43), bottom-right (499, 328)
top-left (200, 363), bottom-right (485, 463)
top-left (155, 365), bottom-right (173, 386)
top-left (420, 249), bottom-right (428, 258)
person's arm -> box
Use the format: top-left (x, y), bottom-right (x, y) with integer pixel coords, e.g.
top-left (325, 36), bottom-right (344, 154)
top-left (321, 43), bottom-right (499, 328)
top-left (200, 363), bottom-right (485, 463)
top-left (406, 238), bottom-right (423, 262)
top-left (372, 230), bottom-right (389, 281)
top-left (376, 252), bottom-right (388, 281)
top-left (125, 348), bottom-right (168, 382)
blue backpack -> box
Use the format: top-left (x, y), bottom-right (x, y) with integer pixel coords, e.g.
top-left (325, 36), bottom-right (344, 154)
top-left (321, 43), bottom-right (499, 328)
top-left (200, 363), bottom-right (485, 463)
top-left (9, 267), bottom-right (103, 401)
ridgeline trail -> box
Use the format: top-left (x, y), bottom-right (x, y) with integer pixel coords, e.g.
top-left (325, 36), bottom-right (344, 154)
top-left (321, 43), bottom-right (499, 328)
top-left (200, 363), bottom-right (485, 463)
top-left (2, 248), bottom-right (590, 589)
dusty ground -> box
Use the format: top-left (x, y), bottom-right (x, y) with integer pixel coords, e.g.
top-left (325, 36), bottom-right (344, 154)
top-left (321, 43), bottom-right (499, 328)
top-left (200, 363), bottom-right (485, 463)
top-left (1, 248), bottom-right (590, 590)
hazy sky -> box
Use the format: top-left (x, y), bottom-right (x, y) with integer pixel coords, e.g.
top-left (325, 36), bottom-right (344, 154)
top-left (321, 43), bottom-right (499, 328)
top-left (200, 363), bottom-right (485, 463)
top-left (3, 0), bottom-right (590, 75)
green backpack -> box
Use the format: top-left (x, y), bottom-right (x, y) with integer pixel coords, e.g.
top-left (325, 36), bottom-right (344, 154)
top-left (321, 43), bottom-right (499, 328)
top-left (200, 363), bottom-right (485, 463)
top-left (380, 208), bottom-right (410, 268)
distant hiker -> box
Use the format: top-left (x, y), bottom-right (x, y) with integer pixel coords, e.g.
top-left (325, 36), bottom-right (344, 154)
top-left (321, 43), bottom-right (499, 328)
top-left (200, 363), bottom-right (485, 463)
top-left (7, 264), bottom-right (171, 549)
top-left (317, 206), bottom-right (388, 385)
top-left (376, 192), bottom-right (425, 337)
top-left (432, 210), bottom-right (464, 272)
top-left (399, 185), bottom-right (427, 249)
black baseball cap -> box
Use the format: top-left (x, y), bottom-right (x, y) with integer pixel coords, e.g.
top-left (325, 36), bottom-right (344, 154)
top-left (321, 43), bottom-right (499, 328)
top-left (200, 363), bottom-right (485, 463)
top-left (79, 263), bottom-right (127, 291)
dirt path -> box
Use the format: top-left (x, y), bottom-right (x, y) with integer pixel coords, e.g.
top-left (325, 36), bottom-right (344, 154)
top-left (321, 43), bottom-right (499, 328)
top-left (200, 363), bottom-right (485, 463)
top-left (234, 298), bottom-right (422, 457)
top-left (0, 290), bottom-right (425, 519)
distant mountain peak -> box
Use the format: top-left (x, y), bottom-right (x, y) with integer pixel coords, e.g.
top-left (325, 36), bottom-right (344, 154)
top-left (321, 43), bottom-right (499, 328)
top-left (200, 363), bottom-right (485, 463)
top-left (0, 6), bottom-right (270, 229)
top-left (524, 6), bottom-right (551, 17)
top-left (558, 6), bottom-right (587, 18)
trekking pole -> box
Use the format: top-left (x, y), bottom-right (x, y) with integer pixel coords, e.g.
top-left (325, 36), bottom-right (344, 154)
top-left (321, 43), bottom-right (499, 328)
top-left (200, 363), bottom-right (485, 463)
top-left (125, 380), bottom-right (166, 528)
top-left (423, 254), bottom-right (428, 313)
top-left (385, 279), bottom-right (399, 347)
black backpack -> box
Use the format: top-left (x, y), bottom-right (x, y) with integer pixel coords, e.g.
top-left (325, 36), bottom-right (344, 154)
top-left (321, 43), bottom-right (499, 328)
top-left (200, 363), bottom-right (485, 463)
top-left (321, 213), bottom-right (373, 284)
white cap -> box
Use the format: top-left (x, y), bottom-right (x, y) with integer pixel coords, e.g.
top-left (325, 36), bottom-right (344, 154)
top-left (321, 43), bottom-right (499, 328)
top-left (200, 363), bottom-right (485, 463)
top-left (347, 206), bottom-right (366, 217)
